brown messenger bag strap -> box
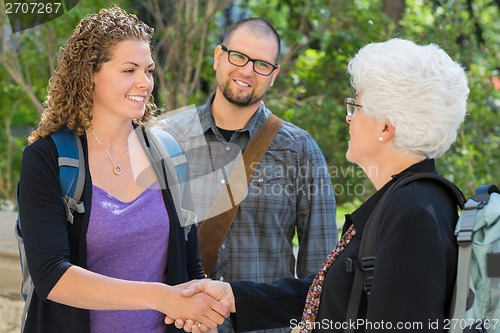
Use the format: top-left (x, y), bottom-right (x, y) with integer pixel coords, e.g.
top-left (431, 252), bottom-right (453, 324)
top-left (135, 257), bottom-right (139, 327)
top-left (197, 114), bottom-right (283, 276)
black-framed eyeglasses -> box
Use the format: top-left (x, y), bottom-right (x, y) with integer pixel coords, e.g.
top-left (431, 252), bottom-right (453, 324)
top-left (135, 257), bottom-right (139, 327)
top-left (220, 45), bottom-right (279, 76)
top-left (345, 98), bottom-right (362, 117)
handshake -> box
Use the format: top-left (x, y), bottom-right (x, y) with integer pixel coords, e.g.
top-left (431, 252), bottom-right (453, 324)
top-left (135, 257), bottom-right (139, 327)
top-left (163, 279), bottom-right (235, 332)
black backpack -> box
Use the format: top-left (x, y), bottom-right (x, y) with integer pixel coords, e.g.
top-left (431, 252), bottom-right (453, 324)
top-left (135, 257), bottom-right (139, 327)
top-left (344, 173), bottom-right (500, 333)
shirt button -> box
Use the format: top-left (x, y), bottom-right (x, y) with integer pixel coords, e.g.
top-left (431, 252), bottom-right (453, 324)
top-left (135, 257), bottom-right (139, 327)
top-left (225, 146), bottom-right (230, 151)
top-left (258, 177), bottom-right (264, 185)
top-left (221, 179), bottom-right (226, 184)
top-left (219, 277), bottom-right (224, 281)
top-left (221, 244), bottom-right (226, 250)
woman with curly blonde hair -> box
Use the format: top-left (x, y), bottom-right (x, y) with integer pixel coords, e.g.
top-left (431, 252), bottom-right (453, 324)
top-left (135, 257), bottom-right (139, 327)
top-left (18, 6), bottom-right (228, 333)
top-left (29, 6), bottom-right (157, 142)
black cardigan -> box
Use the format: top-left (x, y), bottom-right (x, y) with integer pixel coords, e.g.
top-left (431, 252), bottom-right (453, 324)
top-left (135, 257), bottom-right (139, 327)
top-left (230, 159), bottom-right (459, 333)
top-left (18, 133), bottom-right (204, 333)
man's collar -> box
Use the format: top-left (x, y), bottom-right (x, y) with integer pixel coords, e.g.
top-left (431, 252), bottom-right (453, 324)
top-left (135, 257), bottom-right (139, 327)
top-left (198, 93), bottom-right (272, 139)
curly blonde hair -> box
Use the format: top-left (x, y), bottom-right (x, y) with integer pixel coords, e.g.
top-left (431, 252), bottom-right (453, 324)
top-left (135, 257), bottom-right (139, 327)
top-left (29, 6), bottom-right (156, 143)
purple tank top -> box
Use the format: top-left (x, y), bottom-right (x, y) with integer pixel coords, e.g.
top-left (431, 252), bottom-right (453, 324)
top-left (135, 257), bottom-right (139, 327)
top-left (87, 182), bottom-right (170, 333)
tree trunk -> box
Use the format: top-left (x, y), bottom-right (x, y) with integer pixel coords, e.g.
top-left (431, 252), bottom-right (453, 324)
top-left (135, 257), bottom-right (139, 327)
top-left (382, 0), bottom-right (405, 23)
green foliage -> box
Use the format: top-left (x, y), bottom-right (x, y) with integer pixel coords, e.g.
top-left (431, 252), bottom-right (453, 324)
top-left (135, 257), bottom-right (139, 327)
top-left (245, 0), bottom-right (499, 202)
top-left (246, 0), bottom-right (398, 203)
top-left (397, 0), bottom-right (500, 197)
top-left (0, 0), bottom-right (128, 204)
top-left (1, 0), bottom-right (498, 206)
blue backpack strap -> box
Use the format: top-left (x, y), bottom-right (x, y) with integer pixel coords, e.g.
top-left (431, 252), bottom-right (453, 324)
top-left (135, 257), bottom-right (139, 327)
top-left (49, 127), bottom-right (85, 223)
top-left (136, 125), bottom-right (196, 239)
top-left (149, 127), bottom-right (188, 193)
top-left (16, 127), bottom-right (86, 326)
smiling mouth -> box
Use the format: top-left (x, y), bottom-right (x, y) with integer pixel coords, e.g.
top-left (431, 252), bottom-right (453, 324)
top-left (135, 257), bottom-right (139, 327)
top-left (234, 79), bottom-right (250, 88)
top-left (126, 95), bottom-right (146, 102)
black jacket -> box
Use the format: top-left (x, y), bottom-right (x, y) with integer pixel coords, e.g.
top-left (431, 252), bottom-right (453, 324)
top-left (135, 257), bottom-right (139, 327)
top-left (18, 133), bottom-right (204, 333)
top-left (231, 159), bottom-right (459, 332)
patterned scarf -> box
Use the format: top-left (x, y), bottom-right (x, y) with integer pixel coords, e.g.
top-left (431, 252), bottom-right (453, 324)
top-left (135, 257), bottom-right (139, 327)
top-left (300, 224), bottom-right (357, 332)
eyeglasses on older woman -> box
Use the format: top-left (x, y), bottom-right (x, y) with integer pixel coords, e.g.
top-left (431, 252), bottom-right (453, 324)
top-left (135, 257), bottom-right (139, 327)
top-left (345, 98), bottom-right (362, 117)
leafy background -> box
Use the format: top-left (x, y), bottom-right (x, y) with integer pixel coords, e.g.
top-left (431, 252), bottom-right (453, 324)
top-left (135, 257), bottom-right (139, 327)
top-left (1, 0), bottom-right (499, 213)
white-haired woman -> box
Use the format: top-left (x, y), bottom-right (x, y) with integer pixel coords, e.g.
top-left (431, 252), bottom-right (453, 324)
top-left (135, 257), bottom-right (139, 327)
top-left (170, 38), bottom-right (469, 333)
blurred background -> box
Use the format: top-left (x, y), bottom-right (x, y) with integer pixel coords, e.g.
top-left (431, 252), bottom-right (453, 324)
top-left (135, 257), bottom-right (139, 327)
top-left (0, 1), bottom-right (499, 331)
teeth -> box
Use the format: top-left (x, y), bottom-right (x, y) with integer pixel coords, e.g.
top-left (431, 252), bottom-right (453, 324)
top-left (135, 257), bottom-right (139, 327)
top-left (235, 80), bottom-right (249, 87)
top-left (127, 96), bottom-right (145, 102)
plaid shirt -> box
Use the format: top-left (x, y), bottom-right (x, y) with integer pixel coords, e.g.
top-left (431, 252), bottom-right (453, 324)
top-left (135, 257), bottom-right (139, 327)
top-left (165, 96), bottom-right (337, 332)
top-left (164, 95), bottom-right (337, 281)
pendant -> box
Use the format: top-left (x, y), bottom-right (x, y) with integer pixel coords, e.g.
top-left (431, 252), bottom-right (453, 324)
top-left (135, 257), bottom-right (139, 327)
top-left (113, 166), bottom-right (122, 175)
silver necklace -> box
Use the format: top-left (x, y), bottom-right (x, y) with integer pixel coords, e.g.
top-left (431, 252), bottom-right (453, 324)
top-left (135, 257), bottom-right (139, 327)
top-left (90, 131), bottom-right (129, 175)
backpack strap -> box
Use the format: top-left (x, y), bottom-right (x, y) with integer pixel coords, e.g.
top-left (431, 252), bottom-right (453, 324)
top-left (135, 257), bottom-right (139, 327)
top-left (147, 127), bottom-right (188, 194)
top-left (17, 127), bottom-right (85, 331)
top-left (344, 173), bottom-right (464, 333)
top-left (449, 184), bottom-right (499, 333)
top-left (50, 127), bottom-right (85, 223)
top-left (136, 124), bottom-right (196, 240)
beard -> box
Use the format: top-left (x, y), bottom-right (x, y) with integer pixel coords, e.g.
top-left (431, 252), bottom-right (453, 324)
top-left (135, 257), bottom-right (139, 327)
top-left (221, 85), bottom-right (259, 107)
top-left (219, 79), bottom-right (267, 107)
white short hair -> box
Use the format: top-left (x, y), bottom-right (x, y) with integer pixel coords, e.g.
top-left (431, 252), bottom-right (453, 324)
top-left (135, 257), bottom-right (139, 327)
top-left (347, 38), bottom-right (469, 159)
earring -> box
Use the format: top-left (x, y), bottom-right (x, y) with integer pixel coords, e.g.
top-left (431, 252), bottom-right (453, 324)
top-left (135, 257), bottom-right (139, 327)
top-left (378, 137), bottom-right (383, 141)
